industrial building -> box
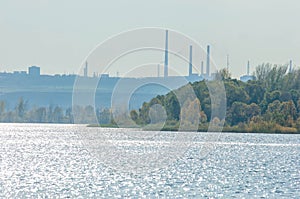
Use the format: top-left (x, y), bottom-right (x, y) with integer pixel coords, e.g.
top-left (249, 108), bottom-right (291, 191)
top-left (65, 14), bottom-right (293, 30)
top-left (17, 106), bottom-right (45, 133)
top-left (240, 60), bottom-right (255, 82)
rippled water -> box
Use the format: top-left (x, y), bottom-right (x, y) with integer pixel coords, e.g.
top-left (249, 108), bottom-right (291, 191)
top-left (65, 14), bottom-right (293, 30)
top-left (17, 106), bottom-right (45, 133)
top-left (0, 123), bottom-right (299, 198)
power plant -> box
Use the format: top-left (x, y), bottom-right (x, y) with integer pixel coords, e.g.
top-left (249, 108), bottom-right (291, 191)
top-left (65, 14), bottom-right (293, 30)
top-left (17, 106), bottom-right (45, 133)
top-left (162, 30), bottom-right (211, 80)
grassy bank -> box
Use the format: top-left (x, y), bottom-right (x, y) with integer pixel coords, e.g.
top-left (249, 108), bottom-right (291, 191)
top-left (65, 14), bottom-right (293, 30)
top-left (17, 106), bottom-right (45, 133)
top-left (88, 122), bottom-right (300, 134)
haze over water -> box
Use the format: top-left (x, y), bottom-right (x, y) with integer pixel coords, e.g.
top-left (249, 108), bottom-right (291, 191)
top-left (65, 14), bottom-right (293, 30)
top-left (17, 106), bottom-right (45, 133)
top-left (0, 124), bottom-right (299, 198)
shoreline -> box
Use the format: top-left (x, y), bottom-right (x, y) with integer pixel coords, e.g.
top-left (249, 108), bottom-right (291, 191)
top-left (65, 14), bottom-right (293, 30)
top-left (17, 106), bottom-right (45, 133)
top-left (87, 124), bottom-right (300, 134)
top-left (0, 122), bottom-right (298, 134)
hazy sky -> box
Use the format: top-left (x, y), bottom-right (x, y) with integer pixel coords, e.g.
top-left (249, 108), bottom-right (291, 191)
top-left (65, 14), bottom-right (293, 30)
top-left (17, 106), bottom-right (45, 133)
top-left (0, 0), bottom-right (299, 78)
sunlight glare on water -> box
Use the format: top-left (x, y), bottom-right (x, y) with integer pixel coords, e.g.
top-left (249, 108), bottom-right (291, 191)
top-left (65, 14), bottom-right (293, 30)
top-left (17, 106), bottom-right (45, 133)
top-left (0, 123), bottom-right (299, 198)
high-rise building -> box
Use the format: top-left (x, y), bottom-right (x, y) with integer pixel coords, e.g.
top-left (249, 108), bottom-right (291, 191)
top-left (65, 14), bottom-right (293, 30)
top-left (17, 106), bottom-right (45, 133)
top-left (28, 66), bottom-right (40, 77)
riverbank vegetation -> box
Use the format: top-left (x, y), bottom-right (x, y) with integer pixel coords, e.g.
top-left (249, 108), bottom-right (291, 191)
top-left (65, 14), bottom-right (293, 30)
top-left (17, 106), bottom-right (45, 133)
top-left (129, 63), bottom-right (300, 133)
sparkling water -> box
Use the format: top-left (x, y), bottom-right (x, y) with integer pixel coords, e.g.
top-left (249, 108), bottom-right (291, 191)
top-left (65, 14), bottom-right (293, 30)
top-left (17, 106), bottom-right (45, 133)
top-left (0, 123), bottom-right (299, 198)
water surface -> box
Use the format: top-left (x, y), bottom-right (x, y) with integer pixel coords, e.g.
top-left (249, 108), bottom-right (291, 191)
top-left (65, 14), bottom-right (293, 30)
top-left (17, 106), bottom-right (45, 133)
top-left (0, 123), bottom-right (299, 198)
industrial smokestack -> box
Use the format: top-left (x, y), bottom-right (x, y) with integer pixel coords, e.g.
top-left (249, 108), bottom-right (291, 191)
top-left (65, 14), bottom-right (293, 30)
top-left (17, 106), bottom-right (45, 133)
top-left (247, 60), bottom-right (250, 76)
top-left (206, 45), bottom-right (210, 77)
top-left (189, 45), bottom-right (193, 77)
top-left (201, 61), bottom-right (204, 75)
top-left (84, 61), bottom-right (88, 77)
top-left (164, 30), bottom-right (168, 78)
top-left (289, 60), bottom-right (292, 73)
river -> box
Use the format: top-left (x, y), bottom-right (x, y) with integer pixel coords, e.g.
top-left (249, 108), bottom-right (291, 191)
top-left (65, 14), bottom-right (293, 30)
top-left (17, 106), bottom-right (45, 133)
top-left (0, 123), bottom-right (299, 198)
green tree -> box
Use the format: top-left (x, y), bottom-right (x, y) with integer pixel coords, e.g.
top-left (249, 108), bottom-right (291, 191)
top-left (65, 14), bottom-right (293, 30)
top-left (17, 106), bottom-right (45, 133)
top-left (15, 97), bottom-right (27, 121)
top-left (265, 90), bottom-right (281, 103)
top-left (255, 63), bottom-right (287, 91)
top-left (215, 68), bottom-right (231, 80)
top-left (0, 101), bottom-right (5, 121)
top-left (29, 107), bottom-right (47, 123)
top-left (245, 82), bottom-right (265, 104)
top-left (48, 105), bottom-right (54, 123)
top-left (99, 108), bottom-right (112, 124)
top-left (255, 63), bottom-right (272, 84)
top-left (281, 100), bottom-right (297, 124)
top-left (265, 100), bottom-right (285, 126)
top-left (246, 103), bottom-right (261, 120)
top-left (297, 99), bottom-right (300, 117)
top-left (130, 110), bottom-right (138, 123)
top-left (53, 106), bottom-right (63, 123)
top-left (225, 80), bottom-right (249, 107)
top-left (139, 102), bottom-right (150, 124)
top-left (65, 107), bottom-right (73, 123)
top-left (165, 93), bottom-right (180, 121)
top-left (296, 118), bottom-right (300, 132)
top-left (180, 98), bottom-right (201, 127)
top-left (227, 102), bottom-right (248, 125)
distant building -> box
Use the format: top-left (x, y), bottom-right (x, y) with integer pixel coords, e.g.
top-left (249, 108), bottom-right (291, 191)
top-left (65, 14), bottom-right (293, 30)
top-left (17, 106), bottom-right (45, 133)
top-left (13, 71), bottom-right (27, 75)
top-left (11, 71), bottom-right (27, 78)
top-left (100, 74), bottom-right (109, 78)
top-left (28, 66), bottom-right (40, 77)
top-left (186, 73), bottom-right (202, 82)
top-left (240, 60), bottom-right (255, 82)
top-left (240, 75), bottom-right (255, 82)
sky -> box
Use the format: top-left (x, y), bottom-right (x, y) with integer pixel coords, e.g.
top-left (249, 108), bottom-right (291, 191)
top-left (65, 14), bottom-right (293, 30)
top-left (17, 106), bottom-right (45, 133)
top-left (0, 0), bottom-right (299, 78)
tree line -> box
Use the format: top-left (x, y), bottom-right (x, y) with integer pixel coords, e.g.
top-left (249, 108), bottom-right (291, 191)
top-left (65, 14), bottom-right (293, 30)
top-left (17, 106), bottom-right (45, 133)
top-left (0, 99), bottom-right (112, 125)
top-left (130, 63), bottom-right (300, 133)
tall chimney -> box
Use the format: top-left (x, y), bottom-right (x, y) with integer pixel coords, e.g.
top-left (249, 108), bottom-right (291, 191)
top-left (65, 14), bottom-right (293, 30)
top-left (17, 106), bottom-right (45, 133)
top-left (201, 61), bottom-right (204, 75)
top-left (189, 45), bottom-right (193, 77)
top-left (247, 60), bottom-right (250, 75)
top-left (206, 45), bottom-right (210, 77)
top-left (289, 60), bottom-right (292, 73)
top-left (84, 61), bottom-right (88, 77)
top-left (164, 30), bottom-right (168, 78)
